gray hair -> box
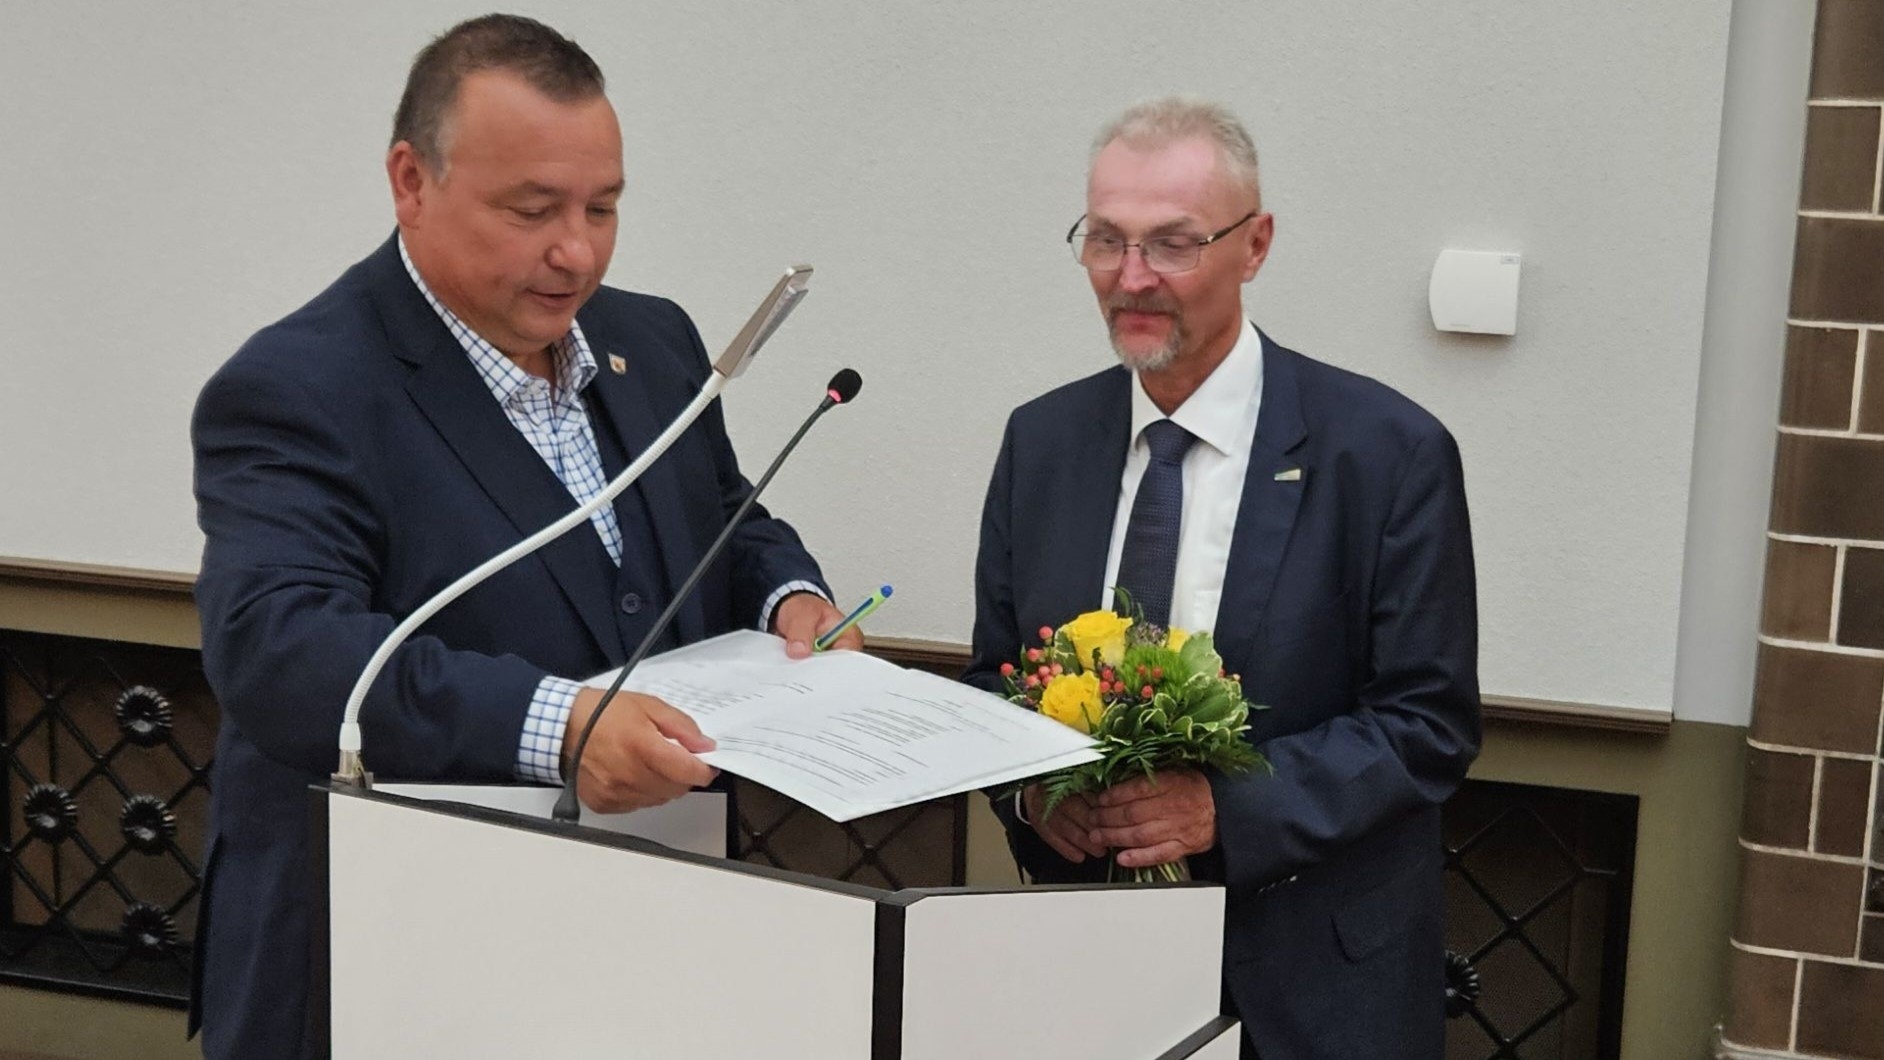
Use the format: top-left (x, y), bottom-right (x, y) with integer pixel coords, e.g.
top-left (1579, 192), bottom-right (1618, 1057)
top-left (1091, 96), bottom-right (1262, 207)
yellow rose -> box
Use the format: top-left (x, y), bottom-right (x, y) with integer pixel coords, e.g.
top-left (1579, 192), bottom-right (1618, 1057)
top-left (1063, 610), bottom-right (1132, 669)
top-left (1038, 672), bottom-right (1105, 734)
top-left (1165, 628), bottom-right (1191, 651)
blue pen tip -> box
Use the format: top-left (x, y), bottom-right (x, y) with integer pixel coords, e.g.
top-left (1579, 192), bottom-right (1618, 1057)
top-left (881, 585), bottom-right (894, 596)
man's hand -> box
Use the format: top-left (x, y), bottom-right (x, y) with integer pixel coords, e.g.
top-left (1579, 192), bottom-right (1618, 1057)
top-left (1022, 783), bottom-right (1107, 863)
top-left (561, 686), bottom-right (717, 813)
top-left (1088, 770), bottom-right (1217, 870)
top-left (771, 591), bottom-right (862, 658)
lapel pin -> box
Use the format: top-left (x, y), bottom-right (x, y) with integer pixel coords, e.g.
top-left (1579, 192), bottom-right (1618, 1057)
top-left (1274, 468), bottom-right (1302, 482)
top-left (608, 353), bottom-right (627, 375)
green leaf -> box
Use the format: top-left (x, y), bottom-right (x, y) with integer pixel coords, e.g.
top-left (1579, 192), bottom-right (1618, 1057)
top-left (1177, 632), bottom-right (1223, 680)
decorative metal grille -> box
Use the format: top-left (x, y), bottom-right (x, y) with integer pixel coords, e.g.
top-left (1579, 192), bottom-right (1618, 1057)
top-left (733, 639), bottom-right (970, 887)
top-left (1442, 780), bottom-right (1638, 1060)
top-left (2, 631), bottom-right (216, 1006)
top-left (733, 781), bottom-right (967, 888)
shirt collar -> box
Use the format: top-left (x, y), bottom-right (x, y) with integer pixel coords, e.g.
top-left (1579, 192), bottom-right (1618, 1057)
top-left (1129, 320), bottom-right (1264, 458)
top-left (396, 235), bottom-right (597, 407)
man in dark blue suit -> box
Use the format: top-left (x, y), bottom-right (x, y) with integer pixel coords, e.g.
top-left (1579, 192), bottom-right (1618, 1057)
top-left (967, 98), bottom-right (1481, 1059)
top-left (189, 16), bottom-right (856, 1058)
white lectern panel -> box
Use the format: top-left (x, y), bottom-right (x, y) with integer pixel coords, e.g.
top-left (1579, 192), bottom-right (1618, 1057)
top-left (375, 783), bottom-right (727, 857)
top-left (325, 794), bottom-right (876, 1059)
top-left (895, 887), bottom-right (1224, 1060)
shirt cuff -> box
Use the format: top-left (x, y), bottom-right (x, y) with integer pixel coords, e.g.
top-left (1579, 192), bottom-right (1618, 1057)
top-left (518, 676), bottom-right (583, 784)
top-left (1012, 789), bottom-right (1033, 826)
top-left (757, 580), bottom-right (830, 632)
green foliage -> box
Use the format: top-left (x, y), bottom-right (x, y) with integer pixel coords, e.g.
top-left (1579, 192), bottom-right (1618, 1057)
top-left (1051, 628), bottom-right (1079, 668)
top-left (1177, 633), bottom-right (1223, 683)
top-left (1009, 594), bottom-right (1273, 848)
top-left (1039, 664), bottom-right (1269, 818)
top-left (1117, 643), bottom-right (1185, 687)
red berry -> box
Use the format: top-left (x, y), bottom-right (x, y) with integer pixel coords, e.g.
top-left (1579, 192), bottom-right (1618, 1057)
top-left (1025, 675), bottom-right (1040, 688)
top-left (1141, 684), bottom-right (1154, 698)
top-left (1028, 648), bottom-right (1042, 662)
top-left (1037, 666), bottom-right (1051, 679)
top-left (1050, 663), bottom-right (1063, 675)
top-left (999, 662), bottom-right (1014, 676)
top-left (1151, 667), bottom-right (1164, 680)
top-left (1038, 626), bottom-right (1054, 642)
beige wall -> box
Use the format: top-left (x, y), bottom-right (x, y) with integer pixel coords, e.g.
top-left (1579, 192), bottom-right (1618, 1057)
top-left (0, 988), bottom-right (194, 1060)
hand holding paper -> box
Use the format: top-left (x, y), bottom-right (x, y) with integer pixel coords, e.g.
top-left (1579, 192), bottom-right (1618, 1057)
top-left (586, 631), bottom-right (1098, 822)
top-left (561, 686), bottom-right (718, 813)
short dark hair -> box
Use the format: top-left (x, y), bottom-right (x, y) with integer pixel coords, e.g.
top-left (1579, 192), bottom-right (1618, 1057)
top-left (391, 14), bottom-right (606, 171)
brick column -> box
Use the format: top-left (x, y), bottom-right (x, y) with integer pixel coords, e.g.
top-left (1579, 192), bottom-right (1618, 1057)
top-left (1720, 3), bottom-right (1884, 1056)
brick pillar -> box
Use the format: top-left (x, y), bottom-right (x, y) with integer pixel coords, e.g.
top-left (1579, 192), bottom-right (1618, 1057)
top-left (1720, 3), bottom-right (1884, 1057)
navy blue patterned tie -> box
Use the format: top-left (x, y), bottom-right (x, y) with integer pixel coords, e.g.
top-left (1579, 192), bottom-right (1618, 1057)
top-left (1117, 419), bottom-right (1196, 628)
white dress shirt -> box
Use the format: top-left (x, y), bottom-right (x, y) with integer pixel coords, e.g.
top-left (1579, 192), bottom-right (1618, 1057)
top-left (1101, 320), bottom-right (1265, 633)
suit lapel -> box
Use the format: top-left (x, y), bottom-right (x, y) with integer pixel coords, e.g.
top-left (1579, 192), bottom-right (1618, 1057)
top-left (1216, 334), bottom-right (1309, 676)
top-left (366, 237), bottom-right (624, 661)
top-left (582, 338), bottom-right (705, 645)
top-left (1056, 369), bottom-right (1133, 621)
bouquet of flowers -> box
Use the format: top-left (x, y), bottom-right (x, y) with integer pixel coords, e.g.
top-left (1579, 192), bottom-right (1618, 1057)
top-left (1002, 594), bottom-right (1268, 882)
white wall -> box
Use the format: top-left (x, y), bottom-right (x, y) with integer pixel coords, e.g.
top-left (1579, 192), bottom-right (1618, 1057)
top-left (0, 2), bottom-right (1739, 715)
top-left (1671, 0), bottom-right (1814, 727)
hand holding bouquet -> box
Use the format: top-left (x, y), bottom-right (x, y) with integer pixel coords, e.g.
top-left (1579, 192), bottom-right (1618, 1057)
top-left (1003, 594), bottom-right (1268, 882)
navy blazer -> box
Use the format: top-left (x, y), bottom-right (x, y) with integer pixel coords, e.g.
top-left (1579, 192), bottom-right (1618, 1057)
top-left (189, 236), bottom-right (827, 1058)
top-left (967, 335), bottom-right (1480, 1060)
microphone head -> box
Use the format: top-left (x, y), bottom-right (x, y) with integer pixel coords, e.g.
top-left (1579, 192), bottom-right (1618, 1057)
top-left (826, 368), bottom-right (863, 404)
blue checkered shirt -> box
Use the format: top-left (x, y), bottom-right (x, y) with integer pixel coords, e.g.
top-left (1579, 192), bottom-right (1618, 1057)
top-left (398, 239), bottom-right (819, 783)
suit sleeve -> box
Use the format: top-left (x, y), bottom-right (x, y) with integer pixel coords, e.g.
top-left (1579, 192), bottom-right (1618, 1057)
top-left (966, 416), bottom-right (1107, 885)
top-left (1209, 426), bottom-right (1481, 896)
top-left (192, 358), bottom-right (548, 780)
top-left (667, 302), bottom-right (830, 625)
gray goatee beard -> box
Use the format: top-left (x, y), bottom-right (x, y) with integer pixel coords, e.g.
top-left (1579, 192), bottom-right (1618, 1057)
top-left (1106, 297), bottom-right (1185, 373)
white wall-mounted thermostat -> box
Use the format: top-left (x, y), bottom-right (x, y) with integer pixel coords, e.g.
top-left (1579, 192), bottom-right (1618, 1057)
top-left (1428, 249), bottom-right (1522, 335)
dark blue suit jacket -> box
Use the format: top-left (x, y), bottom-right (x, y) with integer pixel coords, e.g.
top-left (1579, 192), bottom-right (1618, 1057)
top-left (967, 335), bottom-right (1480, 1060)
top-left (189, 236), bottom-right (827, 1058)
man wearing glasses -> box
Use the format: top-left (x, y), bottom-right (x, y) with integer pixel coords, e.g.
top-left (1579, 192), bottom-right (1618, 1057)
top-left (965, 98), bottom-right (1481, 1059)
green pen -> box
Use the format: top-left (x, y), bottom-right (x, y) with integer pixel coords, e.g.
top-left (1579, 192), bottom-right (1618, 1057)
top-left (814, 585), bottom-right (893, 652)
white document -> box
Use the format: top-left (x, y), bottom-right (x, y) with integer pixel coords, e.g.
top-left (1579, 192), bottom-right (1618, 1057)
top-left (583, 631), bottom-right (1099, 822)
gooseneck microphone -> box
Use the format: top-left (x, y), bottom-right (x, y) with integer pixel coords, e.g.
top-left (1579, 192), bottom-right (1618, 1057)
top-left (333, 266), bottom-right (814, 787)
top-left (551, 368), bottom-right (862, 823)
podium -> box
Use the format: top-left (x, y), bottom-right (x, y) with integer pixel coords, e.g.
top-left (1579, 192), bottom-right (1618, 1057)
top-left (310, 785), bottom-right (1242, 1059)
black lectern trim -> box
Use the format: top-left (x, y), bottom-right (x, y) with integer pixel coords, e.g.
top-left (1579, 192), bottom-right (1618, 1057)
top-left (1153, 1015), bottom-right (1240, 1059)
top-left (891, 880), bottom-right (1215, 898)
top-left (305, 786), bottom-right (333, 1059)
top-left (870, 901), bottom-right (907, 1060)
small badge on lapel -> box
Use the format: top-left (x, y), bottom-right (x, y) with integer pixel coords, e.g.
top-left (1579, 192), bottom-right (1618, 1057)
top-left (1274, 468), bottom-right (1303, 482)
top-left (607, 353), bottom-right (627, 375)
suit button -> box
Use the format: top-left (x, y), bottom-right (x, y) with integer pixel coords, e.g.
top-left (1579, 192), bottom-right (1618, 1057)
top-left (620, 593), bottom-right (643, 615)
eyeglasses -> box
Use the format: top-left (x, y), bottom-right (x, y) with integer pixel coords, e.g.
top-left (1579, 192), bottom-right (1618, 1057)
top-left (1066, 211), bottom-right (1259, 274)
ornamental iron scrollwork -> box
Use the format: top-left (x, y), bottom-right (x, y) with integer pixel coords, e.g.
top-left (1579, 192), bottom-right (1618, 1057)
top-left (3, 633), bottom-right (213, 1005)
top-left (113, 686), bottom-right (175, 748)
